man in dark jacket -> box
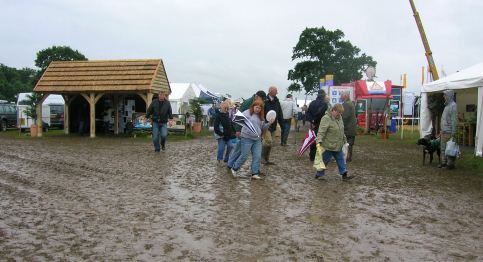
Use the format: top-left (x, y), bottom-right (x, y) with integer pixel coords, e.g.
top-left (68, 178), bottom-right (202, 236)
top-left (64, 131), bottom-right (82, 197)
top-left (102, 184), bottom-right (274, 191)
top-left (146, 91), bottom-right (173, 152)
top-left (261, 86), bottom-right (284, 165)
top-left (307, 89), bottom-right (328, 161)
top-left (341, 91), bottom-right (357, 162)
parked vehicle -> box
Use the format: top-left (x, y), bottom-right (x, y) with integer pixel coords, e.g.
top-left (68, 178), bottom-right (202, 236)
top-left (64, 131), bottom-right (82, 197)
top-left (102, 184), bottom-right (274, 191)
top-left (49, 104), bottom-right (64, 129)
top-left (0, 101), bottom-right (17, 131)
top-left (16, 93), bottom-right (65, 131)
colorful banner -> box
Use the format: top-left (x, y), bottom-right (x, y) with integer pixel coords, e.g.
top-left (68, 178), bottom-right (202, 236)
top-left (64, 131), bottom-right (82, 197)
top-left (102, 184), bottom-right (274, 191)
top-left (325, 74), bottom-right (334, 86)
top-left (319, 78), bottom-right (325, 89)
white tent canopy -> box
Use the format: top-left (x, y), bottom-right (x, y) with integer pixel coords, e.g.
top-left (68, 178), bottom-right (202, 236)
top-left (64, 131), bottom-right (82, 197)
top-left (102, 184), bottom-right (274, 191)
top-left (169, 83), bottom-right (196, 114)
top-left (420, 62), bottom-right (483, 157)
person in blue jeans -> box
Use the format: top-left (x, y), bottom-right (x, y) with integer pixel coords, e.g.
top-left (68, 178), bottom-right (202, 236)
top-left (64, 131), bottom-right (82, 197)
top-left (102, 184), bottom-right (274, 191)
top-left (231, 98), bottom-right (274, 179)
top-left (214, 100), bottom-right (236, 163)
top-left (227, 90), bottom-right (267, 170)
top-left (146, 91), bottom-right (173, 152)
top-left (315, 104), bottom-right (353, 180)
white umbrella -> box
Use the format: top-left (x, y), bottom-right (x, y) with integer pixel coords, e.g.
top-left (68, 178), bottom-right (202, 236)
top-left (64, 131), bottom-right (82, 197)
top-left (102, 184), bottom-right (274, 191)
top-left (232, 110), bottom-right (260, 137)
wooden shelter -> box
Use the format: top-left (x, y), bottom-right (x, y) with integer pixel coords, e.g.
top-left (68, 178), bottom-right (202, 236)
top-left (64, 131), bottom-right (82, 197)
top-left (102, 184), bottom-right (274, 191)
top-left (33, 59), bottom-right (170, 137)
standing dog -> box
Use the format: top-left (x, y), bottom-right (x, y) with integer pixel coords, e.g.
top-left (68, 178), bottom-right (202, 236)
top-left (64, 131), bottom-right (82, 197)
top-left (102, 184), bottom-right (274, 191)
top-left (417, 135), bottom-right (441, 165)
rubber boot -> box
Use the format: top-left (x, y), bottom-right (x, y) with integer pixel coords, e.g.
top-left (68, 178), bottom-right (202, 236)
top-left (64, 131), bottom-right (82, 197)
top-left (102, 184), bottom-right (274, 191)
top-left (161, 138), bottom-right (166, 150)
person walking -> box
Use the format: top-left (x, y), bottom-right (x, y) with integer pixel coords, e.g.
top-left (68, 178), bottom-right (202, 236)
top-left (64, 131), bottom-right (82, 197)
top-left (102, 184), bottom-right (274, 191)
top-left (314, 104), bottom-right (353, 180)
top-left (280, 94), bottom-right (297, 145)
top-left (208, 104), bottom-right (217, 127)
top-left (214, 100), bottom-right (236, 164)
top-left (146, 91), bottom-right (173, 152)
top-left (261, 86), bottom-right (284, 164)
top-left (341, 91), bottom-right (357, 162)
top-left (307, 90), bottom-right (328, 161)
top-left (231, 98), bottom-right (273, 179)
top-left (439, 90), bottom-right (458, 169)
top-left (227, 90), bottom-right (266, 169)
top-left (301, 104), bottom-right (308, 127)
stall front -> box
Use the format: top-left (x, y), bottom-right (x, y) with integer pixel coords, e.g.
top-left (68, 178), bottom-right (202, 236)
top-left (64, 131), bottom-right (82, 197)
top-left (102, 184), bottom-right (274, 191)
top-left (421, 62), bottom-right (483, 157)
top-left (354, 80), bottom-right (393, 133)
top-left (33, 59), bottom-right (171, 138)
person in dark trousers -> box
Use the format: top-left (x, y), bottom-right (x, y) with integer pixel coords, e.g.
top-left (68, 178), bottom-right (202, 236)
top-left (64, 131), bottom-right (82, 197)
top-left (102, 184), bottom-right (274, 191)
top-left (307, 89), bottom-right (328, 161)
top-left (214, 100), bottom-right (236, 163)
top-left (261, 86), bottom-right (284, 165)
top-left (227, 90), bottom-right (266, 170)
top-left (146, 91), bottom-right (173, 152)
top-left (341, 91), bottom-right (357, 162)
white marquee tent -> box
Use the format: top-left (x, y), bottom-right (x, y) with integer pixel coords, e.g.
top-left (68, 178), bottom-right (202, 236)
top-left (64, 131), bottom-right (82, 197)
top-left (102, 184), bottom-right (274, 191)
top-left (169, 83), bottom-right (196, 114)
top-left (420, 62), bottom-right (483, 156)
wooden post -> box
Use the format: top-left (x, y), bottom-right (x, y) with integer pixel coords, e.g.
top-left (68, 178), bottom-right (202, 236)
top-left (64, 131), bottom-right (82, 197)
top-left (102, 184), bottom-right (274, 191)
top-left (147, 92), bottom-right (154, 108)
top-left (62, 94), bottom-right (76, 135)
top-left (36, 94), bottom-right (48, 137)
top-left (113, 95), bottom-right (119, 135)
top-left (89, 93), bottom-right (96, 138)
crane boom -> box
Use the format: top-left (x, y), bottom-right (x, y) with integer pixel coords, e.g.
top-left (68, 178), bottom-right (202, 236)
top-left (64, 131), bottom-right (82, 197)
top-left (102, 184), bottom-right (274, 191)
top-left (409, 0), bottom-right (439, 81)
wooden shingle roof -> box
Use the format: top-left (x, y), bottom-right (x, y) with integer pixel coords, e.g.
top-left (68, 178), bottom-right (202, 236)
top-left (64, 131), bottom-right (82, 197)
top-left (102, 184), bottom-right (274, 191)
top-left (34, 59), bottom-right (170, 93)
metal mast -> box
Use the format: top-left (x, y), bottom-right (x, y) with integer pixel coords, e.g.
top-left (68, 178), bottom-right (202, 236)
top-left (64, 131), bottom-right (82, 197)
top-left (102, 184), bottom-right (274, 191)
top-left (409, 0), bottom-right (439, 81)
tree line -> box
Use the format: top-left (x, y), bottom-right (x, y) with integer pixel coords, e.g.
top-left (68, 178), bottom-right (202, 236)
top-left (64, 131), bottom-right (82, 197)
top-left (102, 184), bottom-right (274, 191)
top-left (0, 45), bottom-right (87, 102)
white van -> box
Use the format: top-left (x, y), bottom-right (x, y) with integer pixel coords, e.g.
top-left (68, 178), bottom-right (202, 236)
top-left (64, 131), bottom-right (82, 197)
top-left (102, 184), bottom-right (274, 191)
top-left (17, 93), bottom-right (65, 131)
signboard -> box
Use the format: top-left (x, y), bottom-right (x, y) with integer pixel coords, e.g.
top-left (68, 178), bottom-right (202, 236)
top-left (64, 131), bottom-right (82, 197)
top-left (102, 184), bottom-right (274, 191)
top-left (366, 81), bottom-right (387, 94)
top-left (356, 99), bottom-right (367, 114)
top-left (390, 100), bottom-right (400, 115)
top-left (328, 86), bottom-right (354, 105)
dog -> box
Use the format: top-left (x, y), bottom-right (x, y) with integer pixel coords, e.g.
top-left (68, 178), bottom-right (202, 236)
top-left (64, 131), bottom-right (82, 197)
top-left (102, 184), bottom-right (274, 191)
top-left (417, 134), bottom-right (441, 165)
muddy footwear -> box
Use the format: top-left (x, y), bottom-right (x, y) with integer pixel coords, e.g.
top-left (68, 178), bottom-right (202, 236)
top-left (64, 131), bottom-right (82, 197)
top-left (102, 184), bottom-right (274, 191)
top-left (438, 163), bottom-right (447, 168)
top-left (251, 174), bottom-right (261, 180)
top-left (342, 172), bottom-right (354, 181)
top-left (231, 169), bottom-right (238, 178)
top-left (262, 161), bottom-right (275, 165)
top-left (315, 171), bottom-right (325, 180)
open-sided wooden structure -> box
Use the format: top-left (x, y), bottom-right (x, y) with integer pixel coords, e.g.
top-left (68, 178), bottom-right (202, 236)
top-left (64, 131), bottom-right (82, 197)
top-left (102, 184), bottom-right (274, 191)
top-left (33, 59), bottom-right (170, 137)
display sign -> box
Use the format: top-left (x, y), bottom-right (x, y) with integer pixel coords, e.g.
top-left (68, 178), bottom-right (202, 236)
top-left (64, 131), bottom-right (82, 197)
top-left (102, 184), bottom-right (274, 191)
top-left (328, 86), bottom-right (354, 105)
top-left (356, 100), bottom-right (367, 114)
top-left (390, 100), bottom-right (399, 115)
top-left (366, 81), bottom-right (387, 94)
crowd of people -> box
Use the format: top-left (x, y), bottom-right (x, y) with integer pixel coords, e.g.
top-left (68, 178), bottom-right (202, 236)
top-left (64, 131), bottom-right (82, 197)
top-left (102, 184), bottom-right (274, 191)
top-left (146, 86), bottom-right (359, 180)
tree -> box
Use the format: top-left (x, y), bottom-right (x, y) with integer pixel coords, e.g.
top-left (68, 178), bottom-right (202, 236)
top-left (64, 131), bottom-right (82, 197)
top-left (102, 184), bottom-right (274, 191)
top-left (34, 45), bottom-right (87, 84)
top-left (0, 64), bottom-right (36, 102)
top-left (35, 45), bottom-right (88, 71)
top-left (288, 27), bottom-right (377, 94)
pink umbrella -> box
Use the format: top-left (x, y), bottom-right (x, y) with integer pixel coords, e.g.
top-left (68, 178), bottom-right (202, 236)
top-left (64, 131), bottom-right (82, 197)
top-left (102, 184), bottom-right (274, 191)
top-left (298, 129), bottom-right (316, 156)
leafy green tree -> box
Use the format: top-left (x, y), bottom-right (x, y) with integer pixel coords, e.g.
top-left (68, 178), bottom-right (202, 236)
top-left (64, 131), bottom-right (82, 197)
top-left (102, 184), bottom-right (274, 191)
top-left (34, 45), bottom-right (87, 84)
top-left (288, 27), bottom-right (377, 94)
top-left (0, 64), bottom-right (36, 101)
top-left (35, 45), bottom-right (87, 71)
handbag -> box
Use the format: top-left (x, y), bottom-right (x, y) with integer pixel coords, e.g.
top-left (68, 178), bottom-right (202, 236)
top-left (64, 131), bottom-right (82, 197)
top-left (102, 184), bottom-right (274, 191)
top-left (445, 138), bottom-right (460, 157)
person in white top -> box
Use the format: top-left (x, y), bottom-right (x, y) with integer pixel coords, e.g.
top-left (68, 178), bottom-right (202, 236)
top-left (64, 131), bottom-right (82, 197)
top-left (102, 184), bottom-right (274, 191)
top-left (279, 94), bottom-right (298, 146)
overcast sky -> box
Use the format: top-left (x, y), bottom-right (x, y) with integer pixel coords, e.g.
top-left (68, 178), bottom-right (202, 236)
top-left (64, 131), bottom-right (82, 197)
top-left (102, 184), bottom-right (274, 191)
top-left (1, 0), bottom-right (482, 99)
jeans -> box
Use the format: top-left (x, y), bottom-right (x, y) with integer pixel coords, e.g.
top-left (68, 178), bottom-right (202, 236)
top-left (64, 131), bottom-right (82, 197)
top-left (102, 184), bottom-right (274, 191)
top-left (152, 122), bottom-right (168, 151)
top-left (315, 150), bottom-right (347, 177)
top-left (217, 139), bottom-right (233, 162)
top-left (227, 138), bottom-right (241, 168)
top-left (281, 119), bottom-right (291, 144)
top-left (233, 137), bottom-right (262, 174)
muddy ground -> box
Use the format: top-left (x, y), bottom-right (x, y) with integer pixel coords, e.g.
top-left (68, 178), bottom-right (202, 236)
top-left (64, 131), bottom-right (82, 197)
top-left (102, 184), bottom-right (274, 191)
top-left (0, 131), bottom-right (482, 261)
